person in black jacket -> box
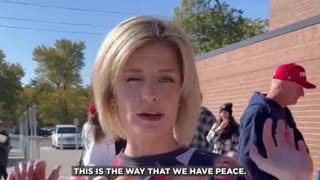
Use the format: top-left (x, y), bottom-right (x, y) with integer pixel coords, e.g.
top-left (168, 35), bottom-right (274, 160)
top-left (238, 63), bottom-right (316, 180)
top-left (0, 120), bottom-right (11, 180)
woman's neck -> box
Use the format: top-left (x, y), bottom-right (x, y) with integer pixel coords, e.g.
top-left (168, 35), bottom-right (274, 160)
top-left (124, 133), bottom-right (180, 157)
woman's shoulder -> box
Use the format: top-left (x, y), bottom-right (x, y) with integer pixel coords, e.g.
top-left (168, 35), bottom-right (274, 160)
top-left (82, 122), bottom-right (91, 131)
top-left (82, 123), bottom-right (93, 137)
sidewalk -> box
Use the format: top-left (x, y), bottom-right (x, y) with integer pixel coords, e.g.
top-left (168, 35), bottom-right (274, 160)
top-left (6, 141), bottom-right (25, 173)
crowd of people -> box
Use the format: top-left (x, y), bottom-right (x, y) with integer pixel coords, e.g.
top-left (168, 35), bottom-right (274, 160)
top-left (1, 15), bottom-right (317, 180)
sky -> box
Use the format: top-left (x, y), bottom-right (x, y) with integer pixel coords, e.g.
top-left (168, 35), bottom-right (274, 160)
top-left (0, 0), bottom-right (269, 86)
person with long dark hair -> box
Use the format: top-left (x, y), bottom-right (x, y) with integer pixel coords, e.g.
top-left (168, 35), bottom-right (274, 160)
top-left (82, 103), bottom-right (115, 166)
top-left (207, 103), bottom-right (240, 157)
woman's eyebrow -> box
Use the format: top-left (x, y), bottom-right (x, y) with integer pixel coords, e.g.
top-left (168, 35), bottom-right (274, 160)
top-left (123, 68), bottom-right (179, 74)
top-left (123, 68), bottom-right (142, 73)
top-left (159, 68), bottom-right (179, 73)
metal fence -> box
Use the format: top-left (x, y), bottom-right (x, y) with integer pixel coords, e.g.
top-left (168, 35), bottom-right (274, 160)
top-left (15, 104), bottom-right (40, 160)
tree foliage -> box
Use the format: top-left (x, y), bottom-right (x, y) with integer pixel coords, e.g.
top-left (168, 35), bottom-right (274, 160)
top-left (174, 0), bottom-right (268, 54)
top-left (29, 39), bottom-right (90, 124)
top-left (0, 49), bottom-right (25, 123)
top-left (33, 39), bottom-right (85, 88)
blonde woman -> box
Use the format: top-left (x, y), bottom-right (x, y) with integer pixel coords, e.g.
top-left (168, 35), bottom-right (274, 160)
top-left (7, 16), bottom-right (313, 180)
top-left (91, 16), bottom-right (236, 180)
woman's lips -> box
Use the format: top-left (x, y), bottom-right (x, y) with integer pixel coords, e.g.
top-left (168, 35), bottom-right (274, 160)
top-left (137, 113), bottom-right (164, 121)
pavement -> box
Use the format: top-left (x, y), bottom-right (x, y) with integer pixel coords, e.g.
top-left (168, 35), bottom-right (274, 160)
top-left (7, 135), bottom-right (82, 180)
top-left (7, 136), bottom-right (25, 168)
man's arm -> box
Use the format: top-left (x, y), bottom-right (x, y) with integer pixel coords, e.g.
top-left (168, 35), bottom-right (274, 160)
top-left (284, 108), bottom-right (309, 153)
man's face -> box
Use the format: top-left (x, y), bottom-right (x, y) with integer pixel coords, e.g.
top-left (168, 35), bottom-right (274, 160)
top-left (282, 81), bottom-right (305, 106)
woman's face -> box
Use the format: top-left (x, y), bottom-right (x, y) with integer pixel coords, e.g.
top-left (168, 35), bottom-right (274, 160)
top-left (114, 42), bottom-right (182, 138)
top-left (220, 110), bottom-right (230, 120)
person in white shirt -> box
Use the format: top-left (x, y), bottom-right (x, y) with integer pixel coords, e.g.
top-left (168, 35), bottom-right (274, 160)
top-left (82, 103), bottom-right (115, 166)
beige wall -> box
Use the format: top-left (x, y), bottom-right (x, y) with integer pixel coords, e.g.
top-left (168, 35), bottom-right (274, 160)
top-left (269, 0), bottom-right (320, 30)
top-left (196, 23), bottom-right (320, 178)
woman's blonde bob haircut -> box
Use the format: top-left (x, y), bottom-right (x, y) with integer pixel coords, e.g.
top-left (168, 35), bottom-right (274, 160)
top-left (92, 16), bottom-right (201, 145)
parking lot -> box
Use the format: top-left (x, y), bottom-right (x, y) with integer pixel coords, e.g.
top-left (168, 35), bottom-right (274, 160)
top-left (8, 136), bottom-right (82, 180)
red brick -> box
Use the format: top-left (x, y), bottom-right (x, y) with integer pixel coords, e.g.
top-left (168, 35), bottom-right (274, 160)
top-left (197, 23), bottom-right (320, 178)
top-left (269, 0), bottom-right (320, 30)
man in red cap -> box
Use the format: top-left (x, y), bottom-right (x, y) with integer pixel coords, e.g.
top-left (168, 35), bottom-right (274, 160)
top-left (238, 63), bottom-right (316, 180)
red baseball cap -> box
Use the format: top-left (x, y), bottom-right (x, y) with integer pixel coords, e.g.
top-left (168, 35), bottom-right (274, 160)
top-left (87, 103), bottom-right (96, 115)
top-left (273, 63), bottom-right (316, 89)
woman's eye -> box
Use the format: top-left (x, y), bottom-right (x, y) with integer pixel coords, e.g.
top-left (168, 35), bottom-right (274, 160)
top-left (160, 77), bottom-right (174, 83)
top-left (126, 77), bottom-right (141, 82)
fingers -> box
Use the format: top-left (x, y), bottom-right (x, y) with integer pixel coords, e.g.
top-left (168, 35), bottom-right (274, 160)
top-left (13, 165), bottom-right (22, 180)
top-left (249, 144), bottom-right (265, 166)
top-left (26, 160), bottom-right (35, 180)
top-left (285, 127), bottom-right (295, 148)
top-left (33, 160), bottom-right (47, 180)
top-left (93, 176), bottom-right (108, 180)
top-left (297, 140), bottom-right (308, 154)
top-left (19, 161), bottom-right (28, 178)
top-left (275, 120), bottom-right (287, 148)
top-left (7, 161), bottom-right (34, 180)
top-left (69, 176), bottom-right (89, 180)
top-left (47, 165), bottom-right (61, 180)
top-left (8, 171), bottom-right (17, 180)
top-left (262, 118), bottom-right (276, 156)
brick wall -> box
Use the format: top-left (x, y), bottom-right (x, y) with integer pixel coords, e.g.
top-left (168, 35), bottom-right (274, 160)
top-left (269, 0), bottom-right (320, 30)
top-left (196, 23), bottom-right (320, 178)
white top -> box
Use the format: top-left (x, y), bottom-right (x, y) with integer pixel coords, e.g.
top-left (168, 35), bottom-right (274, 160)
top-left (0, 134), bottom-right (8, 143)
top-left (82, 123), bottom-right (115, 166)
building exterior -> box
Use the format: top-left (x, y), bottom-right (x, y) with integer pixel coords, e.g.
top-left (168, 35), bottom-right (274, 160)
top-left (196, 0), bottom-right (320, 178)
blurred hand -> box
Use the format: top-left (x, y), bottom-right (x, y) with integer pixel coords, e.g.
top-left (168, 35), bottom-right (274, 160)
top-left (220, 119), bottom-right (229, 129)
top-left (249, 118), bottom-right (313, 180)
top-left (8, 160), bottom-right (61, 180)
top-left (69, 176), bottom-right (89, 180)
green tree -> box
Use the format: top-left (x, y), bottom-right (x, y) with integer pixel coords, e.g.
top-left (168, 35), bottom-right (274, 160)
top-left (0, 50), bottom-right (25, 123)
top-left (35, 87), bottom-right (90, 125)
top-left (174, 0), bottom-right (268, 54)
top-left (32, 39), bottom-right (86, 123)
top-left (14, 86), bottom-right (38, 120)
top-left (33, 39), bottom-right (85, 88)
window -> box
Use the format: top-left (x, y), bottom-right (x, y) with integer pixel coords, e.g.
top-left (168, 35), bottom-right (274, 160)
top-left (57, 127), bottom-right (76, 134)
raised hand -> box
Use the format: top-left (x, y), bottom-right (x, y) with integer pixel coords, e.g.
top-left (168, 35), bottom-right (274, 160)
top-left (7, 160), bottom-right (61, 180)
top-left (249, 118), bottom-right (313, 180)
top-left (220, 119), bottom-right (229, 129)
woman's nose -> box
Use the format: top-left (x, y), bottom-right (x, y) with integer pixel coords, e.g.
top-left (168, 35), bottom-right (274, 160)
top-left (141, 82), bottom-right (160, 103)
